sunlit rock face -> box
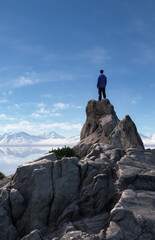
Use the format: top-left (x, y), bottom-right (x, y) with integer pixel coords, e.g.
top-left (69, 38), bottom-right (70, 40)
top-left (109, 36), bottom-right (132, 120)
top-left (74, 99), bottom-right (144, 156)
top-left (0, 99), bottom-right (155, 240)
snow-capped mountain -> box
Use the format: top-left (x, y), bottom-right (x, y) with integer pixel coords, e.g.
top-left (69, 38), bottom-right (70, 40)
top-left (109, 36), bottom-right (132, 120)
top-left (0, 132), bottom-right (41, 145)
top-left (140, 134), bottom-right (155, 148)
top-left (38, 132), bottom-right (65, 139)
top-left (0, 131), bottom-right (154, 148)
top-left (0, 131), bottom-right (79, 146)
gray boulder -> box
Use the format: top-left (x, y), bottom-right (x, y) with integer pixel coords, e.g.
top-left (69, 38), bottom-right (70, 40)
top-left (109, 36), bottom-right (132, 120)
top-left (80, 99), bottom-right (119, 140)
top-left (11, 156), bottom-right (54, 237)
top-left (106, 189), bottom-right (155, 240)
top-left (49, 157), bottom-right (80, 229)
top-left (116, 147), bottom-right (155, 191)
top-left (0, 188), bottom-right (18, 240)
top-left (74, 99), bottom-right (144, 156)
top-left (108, 115), bottom-right (144, 150)
top-left (10, 188), bottom-right (25, 222)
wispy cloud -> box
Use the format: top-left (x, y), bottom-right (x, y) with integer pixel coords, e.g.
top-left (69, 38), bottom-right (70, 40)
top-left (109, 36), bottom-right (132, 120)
top-left (130, 96), bottom-right (142, 104)
top-left (53, 102), bottom-right (82, 112)
top-left (13, 70), bottom-right (75, 89)
top-left (31, 113), bottom-right (42, 118)
top-left (0, 114), bottom-right (15, 121)
top-left (31, 104), bottom-right (62, 119)
top-left (38, 103), bottom-right (46, 107)
top-left (13, 72), bottom-right (40, 88)
top-left (0, 121), bottom-right (82, 134)
top-left (40, 123), bottom-right (82, 131)
top-left (0, 120), bottom-right (34, 132)
top-left (31, 112), bottom-right (61, 119)
top-left (31, 107), bottom-right (50, 118)
top-left (3, 90), bottom-right (13, 96)
top-left (0, 68), bottom-right (77, 90)
top-left (53, 103), bottom-right (70, 111)
top-left (37, 108), bottom-right (50, 114)
top-left (50, 113), bottom-right (62, 117)
top-left (13, 102), bottom-right (37, 109)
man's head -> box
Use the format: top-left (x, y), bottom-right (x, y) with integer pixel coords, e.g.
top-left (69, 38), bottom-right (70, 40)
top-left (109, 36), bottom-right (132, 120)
top-left (100, 70), bottom-right (104, 74)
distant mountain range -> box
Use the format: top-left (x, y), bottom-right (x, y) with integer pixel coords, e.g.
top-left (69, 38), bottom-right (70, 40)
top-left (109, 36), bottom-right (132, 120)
top-left (0, 131), bottom-right (80, 146)
top-left (0, 132), bottom-right (154, 148)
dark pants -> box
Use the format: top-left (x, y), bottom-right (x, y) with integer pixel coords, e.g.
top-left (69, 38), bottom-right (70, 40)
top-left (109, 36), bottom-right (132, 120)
top-left (98, 88), bottom-right (106, 100)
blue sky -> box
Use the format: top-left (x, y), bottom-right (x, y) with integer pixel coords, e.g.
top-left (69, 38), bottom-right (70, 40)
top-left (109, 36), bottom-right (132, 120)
top-left (0, 0), bottom-right (155, 137)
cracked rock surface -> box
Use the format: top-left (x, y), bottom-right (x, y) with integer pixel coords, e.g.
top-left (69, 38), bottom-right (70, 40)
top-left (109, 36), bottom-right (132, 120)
top-left (0, 99), bottom-right (154, 240)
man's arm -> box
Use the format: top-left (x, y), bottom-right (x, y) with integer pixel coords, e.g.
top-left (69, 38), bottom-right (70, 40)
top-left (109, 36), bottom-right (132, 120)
top-left (105, 76), bottom-right (107, 86)
top-left (97, 76), bottom-right (100, 88)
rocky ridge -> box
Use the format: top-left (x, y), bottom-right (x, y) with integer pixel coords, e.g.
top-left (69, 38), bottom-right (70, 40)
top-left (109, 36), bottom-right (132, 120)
top-left (0, 99), bottom-right (155, 240)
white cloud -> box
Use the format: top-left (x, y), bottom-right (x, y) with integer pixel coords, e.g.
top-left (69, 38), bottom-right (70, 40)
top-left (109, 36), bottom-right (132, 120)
top-left (53, 103), bottom-right (82, 112)
top-left (131, 96), bottom-right (142, 104)
top-left (40, 123), bottom-right (82, 131)
top-left (31, 112), bottom-right (62, 118)
top-left (38, 103), bottom-right (46, 108)
top-left (14, 104), bottom-right (20, 109)
top-left (37, 108), bottom-right (50, 114)
top-left (31, 113), bottom-right (42, 118)
top-left (12, 71), bottom-right (40, 88)
top-left (12, 102), bottom-right (35, 109)
top-left (31, 106), bottom-right (50, 118)
top-left (50, 113), bottom-right (62, 117)
top-left (0, 114), bottom-right (7, 119)
top-left (31, 108), bottom-right (61, 118)
top-left (53, 103), bottom-right (70, 111)
top-left (0, 121), bottom-right (82, 134)
top-left (13, 75), bottom-right (39, 88)
top-left (71, 104), bottom-right (82, 109)
top-left (0, 114), bottom-right (15, 120)
top-left (0, 69), bottom-right (77, 90)
top-left (1, 120), bottom-right (34, 132)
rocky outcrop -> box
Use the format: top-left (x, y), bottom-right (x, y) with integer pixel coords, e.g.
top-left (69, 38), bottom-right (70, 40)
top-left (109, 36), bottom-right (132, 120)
top-left (0, 99), bottom-right (154, 240)
top-left (106, 189), bottom-right (155, 240)
top-left (0, 146), bottom-right (121, 240)
top-left (74, 99), bottom-right (144, 156)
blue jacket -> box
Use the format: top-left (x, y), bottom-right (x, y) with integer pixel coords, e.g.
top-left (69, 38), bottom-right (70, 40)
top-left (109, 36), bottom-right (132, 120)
top-left (97, 74), bottom-right (107, 88)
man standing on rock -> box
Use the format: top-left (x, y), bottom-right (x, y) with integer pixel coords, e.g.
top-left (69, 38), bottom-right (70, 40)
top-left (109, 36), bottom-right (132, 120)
top-left (97, 70), bottom-right (107, 100)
